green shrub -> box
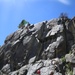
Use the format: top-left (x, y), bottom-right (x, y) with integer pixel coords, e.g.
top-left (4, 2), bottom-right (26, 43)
top-left (18, 20), bottom-right (28, 28)
top-left (66, 69), bottom-right (73, 75)
top-left (66, 63), bottom-right (73, 75)
top-left (61, 56), bottom-right (66, 63)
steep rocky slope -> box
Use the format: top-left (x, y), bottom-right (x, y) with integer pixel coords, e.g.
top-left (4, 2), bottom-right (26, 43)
top-left (0, 17), bottom-right (75, 75)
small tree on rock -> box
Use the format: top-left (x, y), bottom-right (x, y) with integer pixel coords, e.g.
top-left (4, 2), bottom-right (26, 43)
top-left (59, 13), bottom-right (68, 19)
top-left (18, 20), bottom-right (28, 29)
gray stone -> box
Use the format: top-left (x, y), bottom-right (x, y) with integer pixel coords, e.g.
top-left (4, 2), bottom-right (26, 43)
top-left (65, 53), bottom-right (75, 63)
top-left (1, 64), bottom-right (10, 74)
top-left (0, 18), bottom-right (75, 75)
top-left (5, 33), bottom-right (14, 43)
top-left (28, 56), bottom-right (36, 64)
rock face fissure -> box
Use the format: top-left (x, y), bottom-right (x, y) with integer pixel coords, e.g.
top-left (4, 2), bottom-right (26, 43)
top-left (0, 17), bottom-right (75, 75)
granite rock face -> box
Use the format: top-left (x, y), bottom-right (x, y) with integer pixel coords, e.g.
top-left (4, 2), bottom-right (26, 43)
top-left (0, 17), bottom-right (75, 75)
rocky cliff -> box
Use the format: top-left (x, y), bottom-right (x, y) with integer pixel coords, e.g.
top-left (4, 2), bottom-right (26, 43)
top-left (0, 17), bottom-right (75, 75)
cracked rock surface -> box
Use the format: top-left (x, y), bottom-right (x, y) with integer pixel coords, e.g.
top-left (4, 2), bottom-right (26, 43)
top-left (0, 17), bottom-right (75, 75)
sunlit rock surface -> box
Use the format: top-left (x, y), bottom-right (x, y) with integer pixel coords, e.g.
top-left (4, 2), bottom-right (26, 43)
top-left (0, 17), bottom-right (75, 75)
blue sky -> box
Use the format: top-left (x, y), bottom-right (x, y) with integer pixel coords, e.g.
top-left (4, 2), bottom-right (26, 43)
top-left (0, 0), bottom-right (75, 45)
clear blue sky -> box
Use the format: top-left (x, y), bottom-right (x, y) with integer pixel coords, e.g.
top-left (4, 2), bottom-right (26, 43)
top-left (0, 0), bottom-right (75, 45)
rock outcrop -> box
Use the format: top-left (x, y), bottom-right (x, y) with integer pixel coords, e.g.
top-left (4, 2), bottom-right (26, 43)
top-left (0, 17), bottom-right (75, 75)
